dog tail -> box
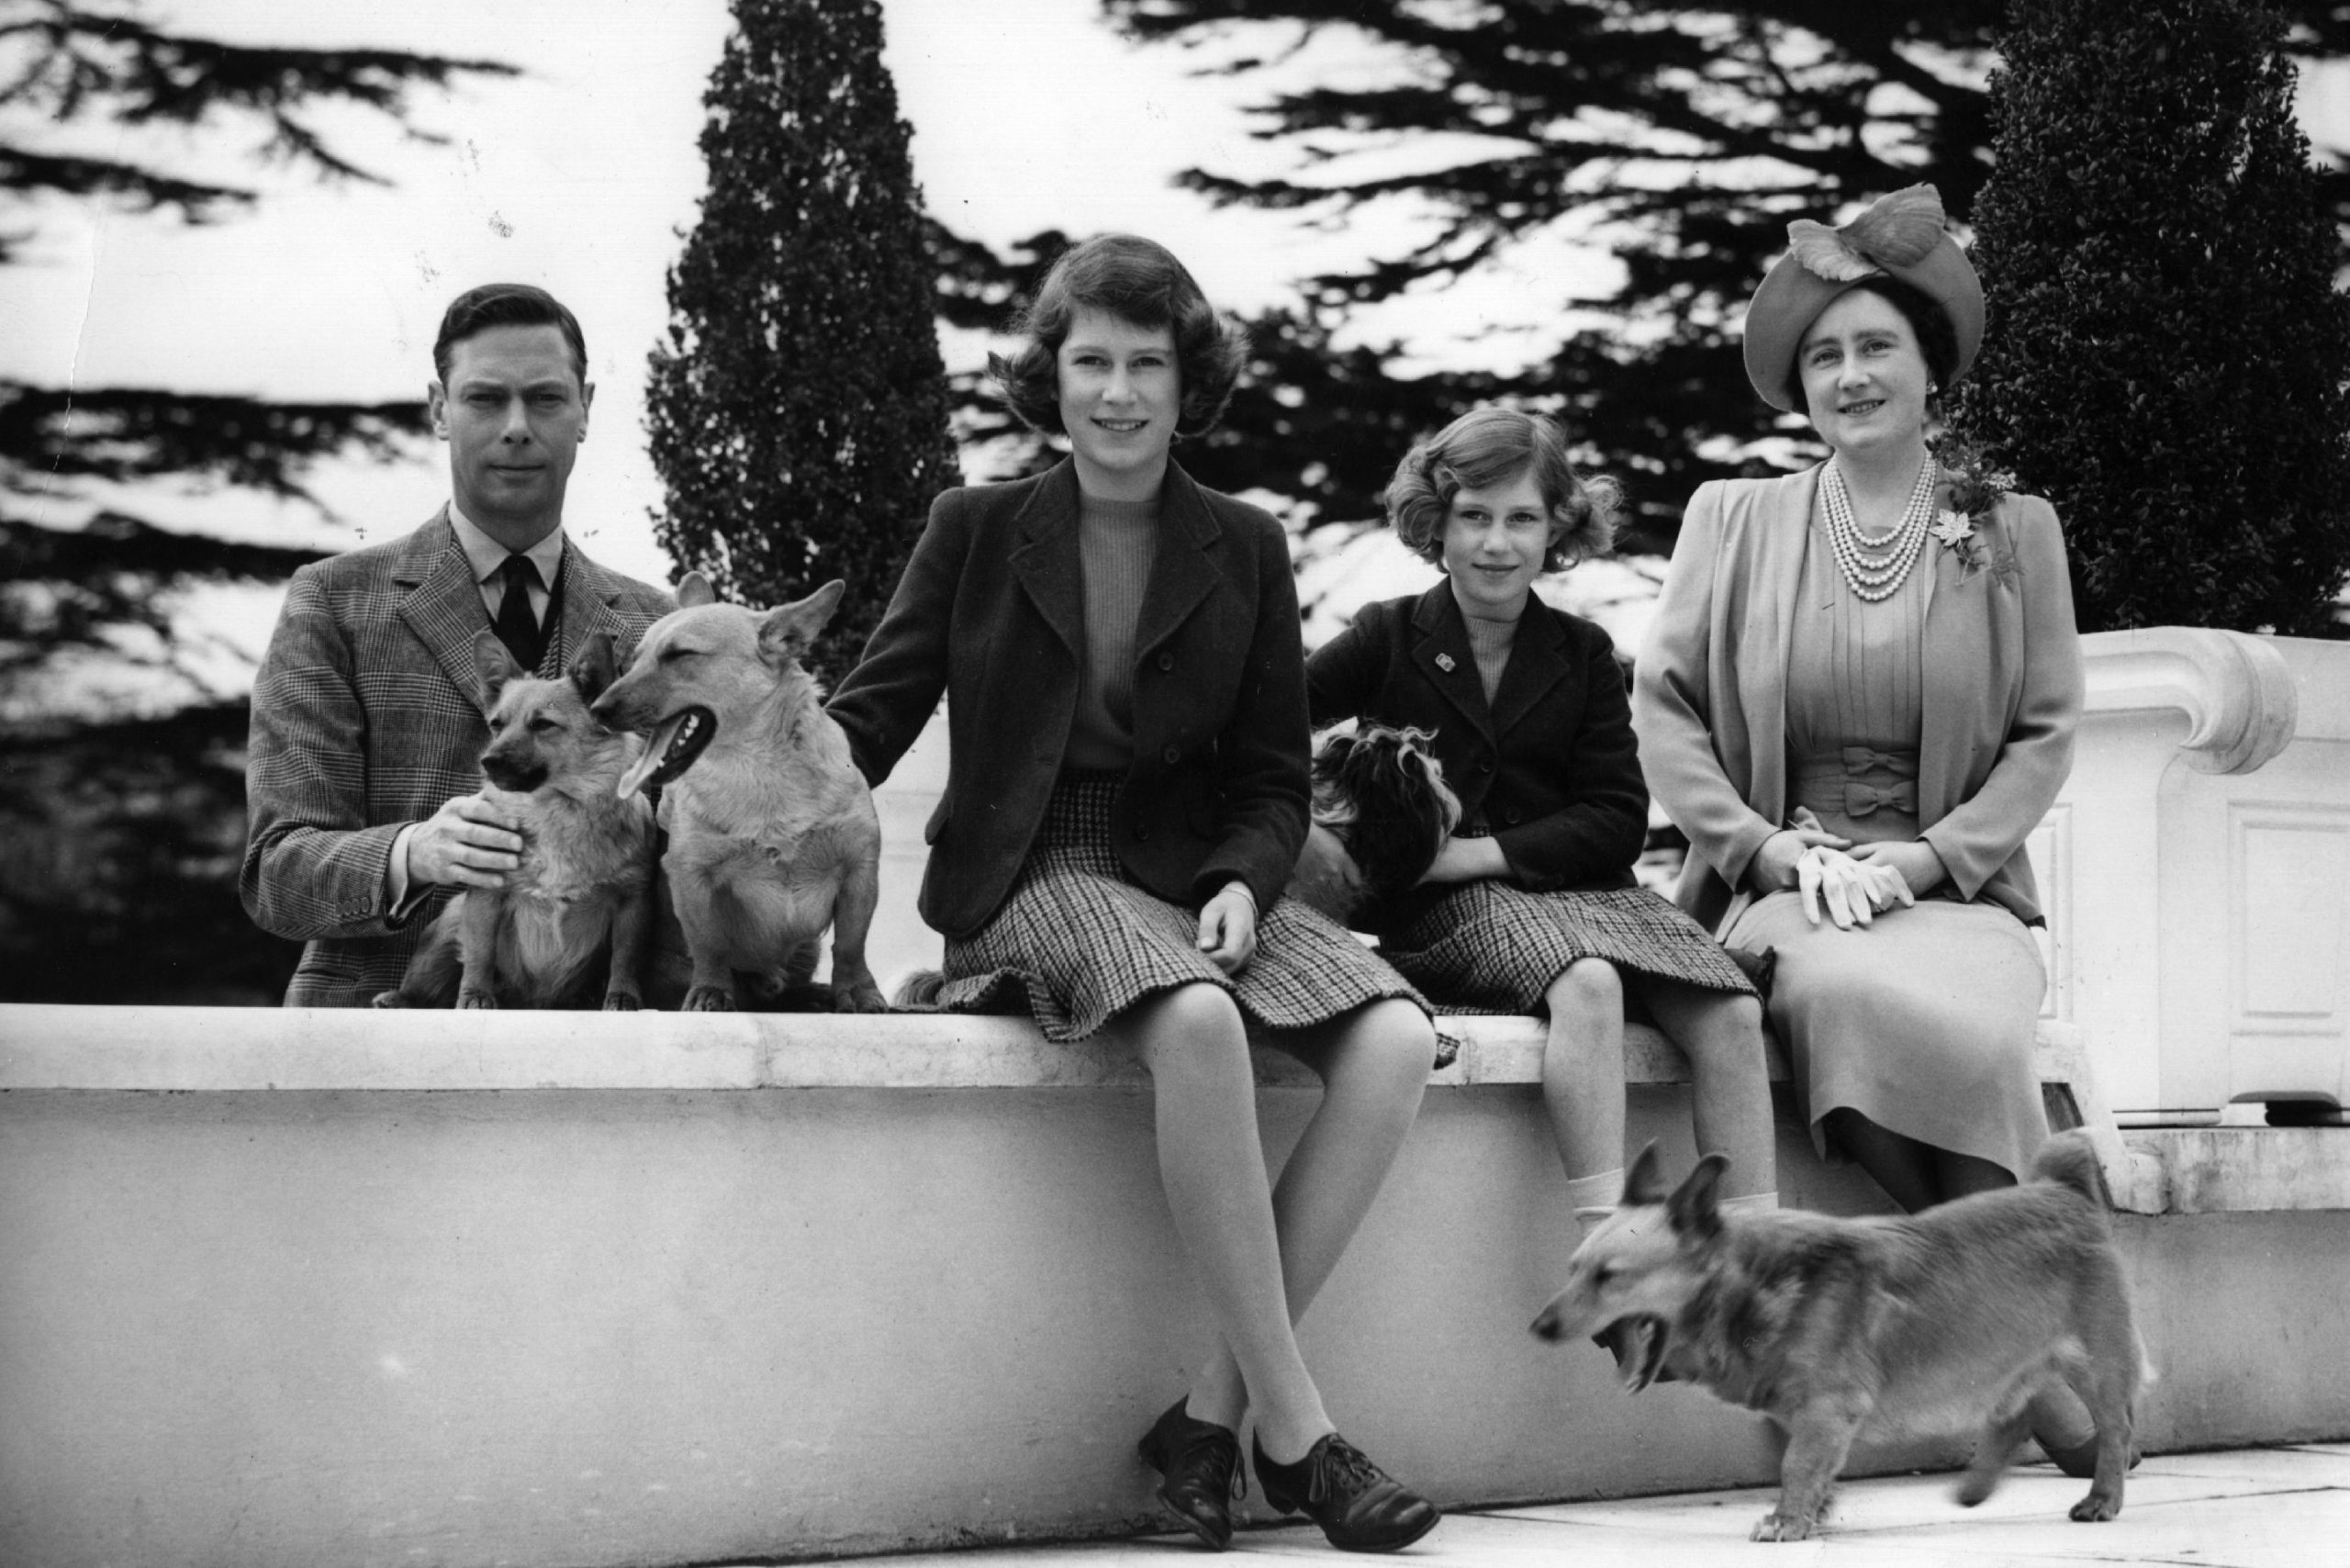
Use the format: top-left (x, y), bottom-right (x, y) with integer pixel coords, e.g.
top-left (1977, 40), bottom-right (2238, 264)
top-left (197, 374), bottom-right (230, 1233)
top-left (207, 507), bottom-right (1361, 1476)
top-left (891, 968), bottom-right (947, 1008)
top-left (2030, 1128), bottom-right (2110, 1207)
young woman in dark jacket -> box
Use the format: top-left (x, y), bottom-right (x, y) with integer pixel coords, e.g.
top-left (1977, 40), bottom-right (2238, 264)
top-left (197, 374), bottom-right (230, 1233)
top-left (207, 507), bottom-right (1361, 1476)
top-left (1306, 408), bottom-right (1779, 1246)
top-left (828, 235), bottom-right (1438, 1554)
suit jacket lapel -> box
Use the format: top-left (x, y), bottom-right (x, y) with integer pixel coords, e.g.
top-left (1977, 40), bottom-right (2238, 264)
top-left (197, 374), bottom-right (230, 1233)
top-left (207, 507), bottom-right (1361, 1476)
top-left (1410, 585), bottom-right (1494, 745)
top-left (396, 507), bottom-right (496, 718)
top-left (554, 537), bottom-right (631, 671)
top-left (1489, 599), bottom-right (1571, 740)
top-left (1009, 461), bottom-right (1085, 658)
top-left (1133, 463), bottom-right (1222, 661)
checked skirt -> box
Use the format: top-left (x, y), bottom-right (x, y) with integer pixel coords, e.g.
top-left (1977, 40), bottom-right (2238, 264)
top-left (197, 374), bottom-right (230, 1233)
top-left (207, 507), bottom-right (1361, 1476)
top-left (1380, 878), bottom-right (1756, 1016)
top-left (933, 773), bottom-right (1434, 1046)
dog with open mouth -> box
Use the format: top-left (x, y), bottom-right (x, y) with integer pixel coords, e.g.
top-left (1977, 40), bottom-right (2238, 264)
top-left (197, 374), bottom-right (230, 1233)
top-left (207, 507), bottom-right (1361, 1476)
top-left (590, 571), bottom-right (888, 1013)
top-left (1284, 722), bottom-right (1463, 926)
top-left (1531, 1131), bottom-right (2146, 1541)
top-left (374, 631), bottom-right (658, 1011)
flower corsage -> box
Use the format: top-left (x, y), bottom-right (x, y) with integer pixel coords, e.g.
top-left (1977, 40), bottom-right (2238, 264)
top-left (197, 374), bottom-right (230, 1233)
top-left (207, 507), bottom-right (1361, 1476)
top-left (1927, 432), bottom-right (2021, 586)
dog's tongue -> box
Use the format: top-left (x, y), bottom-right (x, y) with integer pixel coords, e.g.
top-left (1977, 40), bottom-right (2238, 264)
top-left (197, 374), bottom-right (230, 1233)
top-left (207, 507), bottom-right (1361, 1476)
top-left (1622, 1318), bottom-right (1672, 1394)
top-left (617, 711), bottom-right (688, 798)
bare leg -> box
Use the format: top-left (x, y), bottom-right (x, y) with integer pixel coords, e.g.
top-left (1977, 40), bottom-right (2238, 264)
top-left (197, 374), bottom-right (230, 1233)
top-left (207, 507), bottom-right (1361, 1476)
top-left (1638, 976), bottom-right (1775, 1200)
top-left (1184, 999), bottom-right (1434, 1457)
top-left (1543, 958), bottom-right (1626, 1180)
top-left (1103, 983), bottom-right (1331, 1462)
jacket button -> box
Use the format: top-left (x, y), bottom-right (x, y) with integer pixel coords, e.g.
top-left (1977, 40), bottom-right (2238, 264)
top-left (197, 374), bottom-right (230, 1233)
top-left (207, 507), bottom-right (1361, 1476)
top-left (1505, 807), bottom-right (1524, 825)
top-left (1156, 651), bottom-right (1175, 672)
top-left (1162, 745), bottom-right (1181, 765)
top-left (1135, 824), bottom-right (1151, 842)
top-left (1478, 758), bottom-right (1494, 775)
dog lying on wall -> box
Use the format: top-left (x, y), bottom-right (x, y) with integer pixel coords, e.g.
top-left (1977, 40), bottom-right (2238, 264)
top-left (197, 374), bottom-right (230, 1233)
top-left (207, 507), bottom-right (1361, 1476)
top-left (592, 572), bottom-right (888, 1014)
top-left (1532, 1132), bottom-right (2147, 1541)
top-left (375, 633), bottom-right (658, 1011)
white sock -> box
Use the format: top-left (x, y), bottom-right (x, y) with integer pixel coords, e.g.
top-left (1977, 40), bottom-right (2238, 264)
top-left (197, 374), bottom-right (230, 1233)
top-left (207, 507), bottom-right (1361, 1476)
top-left (1566, 1168), bottom-right (1624, 1236)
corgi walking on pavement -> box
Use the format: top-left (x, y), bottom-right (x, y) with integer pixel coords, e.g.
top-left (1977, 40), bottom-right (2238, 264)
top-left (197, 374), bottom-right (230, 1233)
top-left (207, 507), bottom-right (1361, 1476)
top-left (1532, 1129), bottom-right (2146, 1541)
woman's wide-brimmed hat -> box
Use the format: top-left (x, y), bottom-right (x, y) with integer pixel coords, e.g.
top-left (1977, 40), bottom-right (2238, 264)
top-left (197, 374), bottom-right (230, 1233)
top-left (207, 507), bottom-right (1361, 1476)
top-left (1741, 184), bottom-right (1985, 413)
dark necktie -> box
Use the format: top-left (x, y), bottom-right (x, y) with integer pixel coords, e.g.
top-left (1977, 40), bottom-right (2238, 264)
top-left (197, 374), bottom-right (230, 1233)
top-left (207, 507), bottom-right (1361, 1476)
top-left (493, 554), bottom-right (545, 672)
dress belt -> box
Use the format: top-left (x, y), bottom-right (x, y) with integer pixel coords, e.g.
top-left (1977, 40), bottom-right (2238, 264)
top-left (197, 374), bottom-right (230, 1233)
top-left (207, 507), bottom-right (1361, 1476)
top-left (1794, 745), bottom-right (1920, 819)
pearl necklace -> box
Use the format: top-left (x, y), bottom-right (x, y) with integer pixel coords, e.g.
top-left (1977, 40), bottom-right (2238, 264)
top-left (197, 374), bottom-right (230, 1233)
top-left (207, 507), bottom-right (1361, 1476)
top-left (1819, 455), bottom-right (1935, 603)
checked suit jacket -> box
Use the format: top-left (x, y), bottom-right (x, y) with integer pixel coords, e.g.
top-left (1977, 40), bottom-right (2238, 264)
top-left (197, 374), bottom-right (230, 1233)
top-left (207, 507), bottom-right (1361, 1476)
top-left (240, 507), bottom-right (674, 1006)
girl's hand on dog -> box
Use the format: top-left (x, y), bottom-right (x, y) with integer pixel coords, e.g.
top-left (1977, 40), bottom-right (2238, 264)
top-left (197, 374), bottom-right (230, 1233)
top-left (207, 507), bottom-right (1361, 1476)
top-left (1196, 882), bottom-right (1259, 974)
top-left (1417, 834), bottom-right (1509, 886)
top-left (408, 792), bottom-right (525, 890)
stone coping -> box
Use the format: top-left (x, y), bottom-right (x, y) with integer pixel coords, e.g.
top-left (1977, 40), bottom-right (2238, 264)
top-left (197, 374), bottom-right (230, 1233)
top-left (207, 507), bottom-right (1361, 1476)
top-left (0, 1002), bottom-right (1967, 1093)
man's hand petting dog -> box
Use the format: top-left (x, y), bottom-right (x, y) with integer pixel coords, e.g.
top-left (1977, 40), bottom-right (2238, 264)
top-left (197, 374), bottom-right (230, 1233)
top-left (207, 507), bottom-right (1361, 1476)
top-left (408, 794), bottom-right (524, 889)
top-left (1195, 882), bottom-right (1258, 974)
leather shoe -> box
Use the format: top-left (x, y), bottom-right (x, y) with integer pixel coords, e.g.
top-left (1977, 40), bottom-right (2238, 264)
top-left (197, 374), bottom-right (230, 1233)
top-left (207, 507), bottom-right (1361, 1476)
top-left (1138, 1398), bottom-right (1242, 1550)
top-left (1252, 1431), bottom-right (1439, 1552)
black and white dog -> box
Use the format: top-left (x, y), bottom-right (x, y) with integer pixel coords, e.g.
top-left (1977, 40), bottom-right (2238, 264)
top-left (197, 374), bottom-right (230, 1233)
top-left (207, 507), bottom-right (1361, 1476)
top-left (1287, 722), bottom-right (1462, 925)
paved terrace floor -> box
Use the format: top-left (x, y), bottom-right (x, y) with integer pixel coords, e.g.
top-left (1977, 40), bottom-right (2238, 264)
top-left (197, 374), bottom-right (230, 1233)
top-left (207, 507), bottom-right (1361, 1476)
top-left (766, 1444), bottom-right (2350, 1568)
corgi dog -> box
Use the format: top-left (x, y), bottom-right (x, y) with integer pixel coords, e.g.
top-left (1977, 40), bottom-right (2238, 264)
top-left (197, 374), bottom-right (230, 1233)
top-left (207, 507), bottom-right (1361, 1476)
top-left (1532, 1132), bottom-right (2145, 1541)
top-left (375, 632), bottom-right (656, 1010)
top-left (590, 572), bottom-right (887, 1014)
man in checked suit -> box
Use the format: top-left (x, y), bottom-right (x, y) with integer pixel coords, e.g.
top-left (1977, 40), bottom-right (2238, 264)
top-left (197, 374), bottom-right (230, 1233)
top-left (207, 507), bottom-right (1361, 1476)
top-left (241, 284), bottom-right (674, 1005)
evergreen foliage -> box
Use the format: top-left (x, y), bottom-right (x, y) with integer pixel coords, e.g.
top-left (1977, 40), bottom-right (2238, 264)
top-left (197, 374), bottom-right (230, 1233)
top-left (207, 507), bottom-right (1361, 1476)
top-left (1958, 0), bottom-right (2350, 634)
top-left (1083, 0), bottom-right (2350, 548)
top-left (647, 0), bottom-right (958, 686)
top-left (0, 2), bottom-right (512, 1002)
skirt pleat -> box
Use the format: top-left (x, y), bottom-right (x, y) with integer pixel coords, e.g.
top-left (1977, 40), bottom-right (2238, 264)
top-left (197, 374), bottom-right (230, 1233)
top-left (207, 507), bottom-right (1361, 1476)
top-left (1379, 879), bottom-right (1757, 1015)
top-left (934, 773), bottom-right (1435, 1047)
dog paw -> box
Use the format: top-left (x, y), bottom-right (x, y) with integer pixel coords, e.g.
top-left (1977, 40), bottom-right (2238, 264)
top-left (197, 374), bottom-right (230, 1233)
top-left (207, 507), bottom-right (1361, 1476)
top-left (603, 991), bottom-right (641, 1013)
top-left (457, 989), bottom-right (498, 1010)
top-left (1955, 1474), bottom-right (1998, 1507)
top-left (2068, 1491), bottom-right (2121, 1523)
top-left (834, 982), bottom-right (889, 1014)
top-left (682, 985), bottom-right (736, 1013)
top-left (1750, 1514), bottom-right (1813, 1542)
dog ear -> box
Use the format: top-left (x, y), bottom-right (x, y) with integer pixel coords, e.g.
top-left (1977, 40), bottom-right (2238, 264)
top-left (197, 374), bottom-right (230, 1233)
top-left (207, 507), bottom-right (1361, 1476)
top-left (474, 630), bottom-right (521, 709)
top-left (1622, 1140), bottom-right (1669, 1206)
top-left (568, 632), bottom-right (618, 705)
top-left (757, 578), bottom-right (846, 663)
top-left (677, 571), bottom-right (718, 609)
top-left (1666, 1153), bottom-right (1730, 1240)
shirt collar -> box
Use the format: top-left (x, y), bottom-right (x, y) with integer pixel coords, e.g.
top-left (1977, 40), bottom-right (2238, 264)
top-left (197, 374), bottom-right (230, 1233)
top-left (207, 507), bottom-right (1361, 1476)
top-left (448, 501), bottom-right (566, 588)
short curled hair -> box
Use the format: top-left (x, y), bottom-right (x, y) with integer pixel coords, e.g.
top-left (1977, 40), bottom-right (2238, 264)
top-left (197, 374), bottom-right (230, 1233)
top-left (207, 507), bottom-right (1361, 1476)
top-left (1384, 407), bottom-right (1624, 573)
top-left (434, 283), bottom-right (588, 388)
top-left (1781, 274), bottom-right (1959, 417)
top-left (988, 234), bottom-right (1246, 438)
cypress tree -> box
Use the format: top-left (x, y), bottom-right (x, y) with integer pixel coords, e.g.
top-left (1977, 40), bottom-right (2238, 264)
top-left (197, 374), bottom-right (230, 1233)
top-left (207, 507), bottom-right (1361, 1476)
top-left (647, 0), bottom-right (959, 683)
top-left (1956, 0), bottom-right (2350, 635)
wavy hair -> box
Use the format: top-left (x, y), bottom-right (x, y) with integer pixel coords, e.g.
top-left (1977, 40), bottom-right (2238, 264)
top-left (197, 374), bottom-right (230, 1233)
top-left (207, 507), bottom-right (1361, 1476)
top-left (433, 283), bottom-right (588, 388)
top-left (1385, 407), bottom-right (1623, 573)
top-left (988, 234), bottom-right (1245, 437)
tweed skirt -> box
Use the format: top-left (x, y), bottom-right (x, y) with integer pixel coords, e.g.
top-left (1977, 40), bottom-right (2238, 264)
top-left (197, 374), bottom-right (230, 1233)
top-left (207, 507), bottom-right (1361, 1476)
top-left (933, 773), bottom-right (1436, 1046)
top-left (1378, 879), bottom-right (1757, 1016)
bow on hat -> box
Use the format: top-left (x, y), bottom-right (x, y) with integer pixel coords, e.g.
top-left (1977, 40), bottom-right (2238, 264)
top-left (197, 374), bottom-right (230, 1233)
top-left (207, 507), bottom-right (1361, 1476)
top-left (1785, 185), bottom-right (1950, 285)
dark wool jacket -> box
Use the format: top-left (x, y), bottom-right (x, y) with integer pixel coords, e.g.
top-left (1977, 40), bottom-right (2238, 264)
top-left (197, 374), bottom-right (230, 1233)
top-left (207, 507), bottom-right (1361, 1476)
top-left (826, 460), bottom-right (1311, 940)
top-left (1305, 583), bottom-right (1648, 924)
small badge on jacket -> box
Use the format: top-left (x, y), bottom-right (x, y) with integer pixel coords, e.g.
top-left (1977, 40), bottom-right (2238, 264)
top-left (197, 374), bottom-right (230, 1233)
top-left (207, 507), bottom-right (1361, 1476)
top-left (1435, 653), bottom-right (1457, 672)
